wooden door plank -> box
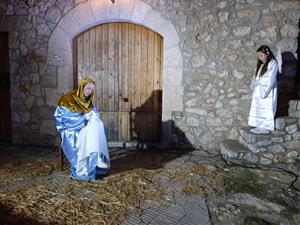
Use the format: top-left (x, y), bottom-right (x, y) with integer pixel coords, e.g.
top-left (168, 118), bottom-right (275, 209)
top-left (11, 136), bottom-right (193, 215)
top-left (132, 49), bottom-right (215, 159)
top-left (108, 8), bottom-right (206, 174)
top-left (96, 25), bottom-right (103, 110)
top-left (133, 24), bottom-right (141, 111)
top-left (128, 23), bottom-right (135, 113)
top-left (146, 30), bottom-right (155, 139)
top-left (101, 112), bottom-right (109, 140)
top-left (77, 33), bottom-right (84, 80)
top-left (153, 33), bottom-right (162, 112)
top-left (140, 27), bottom-right (148, 112)
top-left (147, 29), bottom-right (155, 112)
top-left (114, 23), bottom-right (120, 112)
top-left (120, 23), bottom-right (129, 112)
top-left (108, 23), bottom-right (115, 112)
top-left (102, 23), bottom-right (109, 111)
top-left (83, 31), bottom-right (90, 78)
top-left (89, 27), bottom-right (96, 78)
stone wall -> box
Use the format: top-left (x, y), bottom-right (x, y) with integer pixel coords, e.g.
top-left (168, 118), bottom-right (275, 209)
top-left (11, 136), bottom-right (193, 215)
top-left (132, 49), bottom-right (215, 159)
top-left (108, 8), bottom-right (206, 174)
top-left (0, 0), bottom-right (299, 149)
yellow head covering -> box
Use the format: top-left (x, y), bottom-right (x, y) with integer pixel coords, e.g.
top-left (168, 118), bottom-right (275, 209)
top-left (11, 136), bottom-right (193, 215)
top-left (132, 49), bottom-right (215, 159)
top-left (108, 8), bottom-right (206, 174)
top-left (58, 77), bottom-right (96, 114)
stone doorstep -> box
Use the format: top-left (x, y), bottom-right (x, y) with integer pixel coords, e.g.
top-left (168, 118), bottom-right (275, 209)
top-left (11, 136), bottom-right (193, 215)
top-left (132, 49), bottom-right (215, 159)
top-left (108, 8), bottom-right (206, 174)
top-left (239, 127), bottom-right (285, 145)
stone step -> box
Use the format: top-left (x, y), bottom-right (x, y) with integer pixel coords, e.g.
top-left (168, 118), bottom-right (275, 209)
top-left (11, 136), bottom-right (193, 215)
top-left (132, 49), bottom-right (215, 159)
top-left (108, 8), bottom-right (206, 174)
top-left (220, 140), bottom-right (249, 159)
top-left (220, 139), bottom-right (300, 166)
top-left (220, 140), bottom-right (262, 164)
top-left (239, 127), bottom-right (300, 152)
top-left (288, 100), bottom-right (300, 118)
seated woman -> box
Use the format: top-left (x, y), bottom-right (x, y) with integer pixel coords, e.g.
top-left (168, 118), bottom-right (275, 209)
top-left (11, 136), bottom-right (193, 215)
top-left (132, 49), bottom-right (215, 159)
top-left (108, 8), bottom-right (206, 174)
top-left (54, 77), bottom-right (110, 181)
top-left (248, 45), bottom-right (278, 134)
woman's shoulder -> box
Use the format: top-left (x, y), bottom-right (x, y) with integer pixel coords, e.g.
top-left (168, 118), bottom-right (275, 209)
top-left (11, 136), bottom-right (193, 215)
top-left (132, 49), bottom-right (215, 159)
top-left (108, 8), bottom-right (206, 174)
top-left (267, 59), bottom-right (278, 70)
top-left (268, 59), bottom-right (277, 66)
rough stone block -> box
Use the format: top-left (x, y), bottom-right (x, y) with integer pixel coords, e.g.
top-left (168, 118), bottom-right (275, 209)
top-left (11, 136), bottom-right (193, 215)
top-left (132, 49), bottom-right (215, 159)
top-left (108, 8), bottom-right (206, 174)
top-left (284, 134), bottom-right (292, 141)
top-left (161, 25), bottom-right (180, 50)
top-left (118, 0), bottom-right (135, 21)
top-left (71, 2), bottom-right (96, 28)
top-left (221, 148), bottom-right (238, 159)
top-left (289, 100), bottom-right (298, 111)
top-left (260, 157), bottom-right (272, 165)
top-left (239, 128), bottom-right (251, 144)
top-left (271, 136), bottom-right (284, 143)
top-left (275, 117), bottom-right (285, 130)
top-left (164, 67), bottom-right (183, 87)
top-left (48, 27), bottom-right (72, 51)
top-left (131, 0), bottom-right (151, 24)
top-left (251, 135), bottom-right (270, 145)
top-left (263, 153), bottom-right (274, 159)
top-left (268, 144), bottom-right (286, 153)
top-left (220, 140), bottom-right (248, 159)
top-left (47, 48), bottom-right (72, 67)
top-left (57, 13), bottom-right (81, 36)
top-left (163, 46), bottom-right (183, 68)
top-left (248, 145), bottom-right (267, 153)
top-left (285, 117), bottom-right (298, 124)
top-left (287, 151), bottom-right (299, 160)
top-left (243, 152), bottom-right (259, 163)
top-left (256, 139), bottom-right (273, 147)
top-left (283, 141), bottom-right (300, 150)
top-left (163, 85), bottom-right (183, 112)
top-left (285, 124), bottom-right (298, 134)
top-left (289, 111), bottom-right (300, 118)
top-left (292, 132), bottom-right (300, 141)
top-left (233, 26), bottom-right (251, 36)
top-left (143, 10), bottom-right (169, 32)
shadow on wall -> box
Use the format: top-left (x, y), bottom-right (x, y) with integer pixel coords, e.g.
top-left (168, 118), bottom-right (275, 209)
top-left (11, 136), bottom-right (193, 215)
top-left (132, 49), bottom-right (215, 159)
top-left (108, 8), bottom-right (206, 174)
top-left (296, 18), bottom-right (300, 99)
top-left (126, 89), bottom-right (194, 150)
top-left (110, 90), bottom-right (195, 174)
top-left (276, 51), bottom-right (299, 117)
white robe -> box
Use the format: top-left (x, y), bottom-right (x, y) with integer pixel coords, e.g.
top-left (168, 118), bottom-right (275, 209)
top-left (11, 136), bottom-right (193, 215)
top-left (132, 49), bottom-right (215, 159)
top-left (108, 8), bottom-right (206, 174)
top-left (248, 59), bottom-right (278, 131)
top-left (76, 111), bottom-right (110, 176)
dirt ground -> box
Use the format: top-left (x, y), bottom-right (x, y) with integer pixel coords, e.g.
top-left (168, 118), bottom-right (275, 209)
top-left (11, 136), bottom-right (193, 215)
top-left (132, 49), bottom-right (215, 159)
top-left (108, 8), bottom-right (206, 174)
top-left (0, 146), bottom-right (299, 225)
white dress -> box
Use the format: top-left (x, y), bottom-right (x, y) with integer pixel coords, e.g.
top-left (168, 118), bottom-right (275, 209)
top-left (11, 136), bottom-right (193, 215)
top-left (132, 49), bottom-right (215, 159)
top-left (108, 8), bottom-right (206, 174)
top-left (76, 111), bottom-right (110, 176)
top-left (248, 59), bottom-right (278, 131)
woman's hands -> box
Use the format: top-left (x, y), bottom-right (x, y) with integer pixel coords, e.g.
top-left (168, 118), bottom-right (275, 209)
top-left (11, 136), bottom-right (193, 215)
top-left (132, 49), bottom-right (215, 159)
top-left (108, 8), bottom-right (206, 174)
top-left (85, 111), bottom-right (94, 121)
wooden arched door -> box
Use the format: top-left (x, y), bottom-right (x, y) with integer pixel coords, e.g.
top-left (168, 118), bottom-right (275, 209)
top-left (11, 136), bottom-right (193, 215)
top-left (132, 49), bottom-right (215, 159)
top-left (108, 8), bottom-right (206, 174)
top-left (73, 22), bottom-right (163, 142)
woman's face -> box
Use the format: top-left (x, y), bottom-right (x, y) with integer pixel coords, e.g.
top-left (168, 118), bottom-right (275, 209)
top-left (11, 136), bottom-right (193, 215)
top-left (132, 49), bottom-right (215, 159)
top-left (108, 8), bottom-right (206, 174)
top-left (83, 82), bottom-right (95, 97)
top-left (257, 51), bottom-right (268, 63)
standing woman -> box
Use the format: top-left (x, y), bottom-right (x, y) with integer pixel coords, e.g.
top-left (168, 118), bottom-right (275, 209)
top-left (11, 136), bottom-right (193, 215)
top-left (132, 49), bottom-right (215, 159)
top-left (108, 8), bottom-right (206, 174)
top-left (54, 77), bottom-right (110, 181)
top-left (248, 45), bottom-right (278, 134)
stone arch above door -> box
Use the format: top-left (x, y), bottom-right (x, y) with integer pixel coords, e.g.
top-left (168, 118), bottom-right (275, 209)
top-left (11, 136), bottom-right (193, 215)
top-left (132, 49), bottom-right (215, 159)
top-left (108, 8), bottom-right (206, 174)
top-left (47, 0), bottom-right (183, 142)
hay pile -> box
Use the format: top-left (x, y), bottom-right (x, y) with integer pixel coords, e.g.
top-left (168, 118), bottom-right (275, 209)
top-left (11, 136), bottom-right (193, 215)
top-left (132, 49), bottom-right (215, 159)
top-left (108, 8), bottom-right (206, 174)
top-left (0, 161), bottom-right (163, 225)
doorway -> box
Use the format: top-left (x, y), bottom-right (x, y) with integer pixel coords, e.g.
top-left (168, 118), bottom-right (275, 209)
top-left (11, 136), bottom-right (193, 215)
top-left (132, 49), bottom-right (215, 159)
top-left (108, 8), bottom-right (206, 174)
top-left (0, 32), bottom-right (11, 143)
top-left (73, 23), bottom-right (163, 143)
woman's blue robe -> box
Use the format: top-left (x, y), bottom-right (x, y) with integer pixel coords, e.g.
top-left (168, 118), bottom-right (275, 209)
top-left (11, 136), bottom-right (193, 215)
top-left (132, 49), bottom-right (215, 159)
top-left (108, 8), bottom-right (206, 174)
top-left (54, 106), bottom-right (110, 181)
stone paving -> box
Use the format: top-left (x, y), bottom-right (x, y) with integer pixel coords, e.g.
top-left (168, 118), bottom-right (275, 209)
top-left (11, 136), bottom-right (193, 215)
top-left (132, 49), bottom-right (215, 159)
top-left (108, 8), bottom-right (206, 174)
top-left (122, 194), bottom-right (210, 225)
top-left (1, 145), bottom-right (299, 225)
